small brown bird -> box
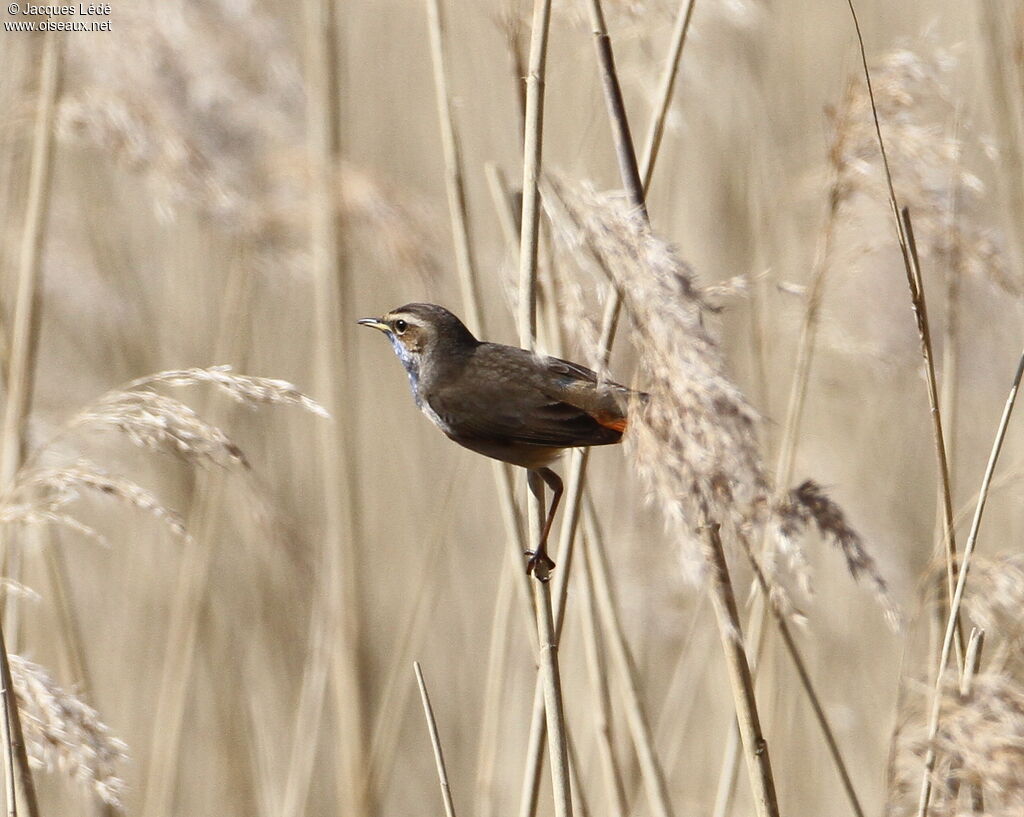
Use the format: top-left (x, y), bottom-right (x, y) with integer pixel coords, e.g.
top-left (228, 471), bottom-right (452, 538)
top-left (358, 303), bottom-right (640, 577)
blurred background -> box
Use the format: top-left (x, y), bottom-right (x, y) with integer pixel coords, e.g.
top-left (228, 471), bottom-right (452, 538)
top-left (0, 0), bottom-right (1022, 815)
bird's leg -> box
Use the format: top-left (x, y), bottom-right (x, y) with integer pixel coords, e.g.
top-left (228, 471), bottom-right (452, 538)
top-left (525, 467), bottom-right (562, 580)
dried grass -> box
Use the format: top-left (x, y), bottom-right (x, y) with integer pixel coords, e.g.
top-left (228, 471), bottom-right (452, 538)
top-left (831, 41), bottom-right (1017, 296)
top-left (891, 671), bottom-right (1024, 817)
top-left (10, 654), bottom-right (128, 808)
top-left (54, 0), bottom-right (439, 280)
top-left (549, 183), bottom-right (895, 619)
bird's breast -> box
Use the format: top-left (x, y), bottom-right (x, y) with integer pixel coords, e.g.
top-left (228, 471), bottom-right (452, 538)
top-left (418, 398), bottom-right (453, 435)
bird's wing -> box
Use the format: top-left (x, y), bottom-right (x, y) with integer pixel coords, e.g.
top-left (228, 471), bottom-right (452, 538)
top-left (427, 347), bottom-right (632, 447)
top-left (537, 356), bottom-right (635, 432)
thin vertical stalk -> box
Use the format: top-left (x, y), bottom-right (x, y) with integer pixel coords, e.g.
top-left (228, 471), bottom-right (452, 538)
top-left (139, 257), bottom-right (254, 817)
top-left (280, 592), bottom-right (334, 817)
top-left (702, 522), bottom-right (780, 817)
top-left (712, 609), bottom-right (768, 817)
top-left (427, 0), bottom-right (535, 632)
top-left (739, 542), bottom-right (863, 817)
top-left (584, 506), bottom-right (675, 817)
top-left (845, 0), bottom-right (963, 665)
top-left (0, 626), bottom-right (36, 817)
top-left (0, 30), bottom-right (59, 817)
top-left (584, 0), bottom-right (647, 219)
top-left (958, 629), bottom-right (985, 814)
top-left (1, 30), bottom-right (61, 641)
top-left (0, 663), bottom-right (13, 817)
top-left (517, 3), bottom-right (571, 816)
top-left (638, 0), bottom-right (697, 195)
top-left (578, 541), bottom-right (628, 817)
top-left (369, 481), bottom-right (457, 795)
top-left (517, 0), bottom-right (553, 351)
top-left (519, 6), bottom-right (694, 812)
top-left (474, 556), bottom-right (517, 817)
top-left (303, 0), bottom-right (367, 812)
top-left (0, 30), bottom-right (60, 487)
top-left (916, 348), bottom-right (1024, 817)
top-left (517, 451), bottom-right (587, 817)
top-left (414, 663), bottom-right (458, 817)
top-left (532, 577), bottom-right (573, 817)
top-left (899, 208), bottom-right (962, 662)
top-left (425, 0), bottom-right (484, 337)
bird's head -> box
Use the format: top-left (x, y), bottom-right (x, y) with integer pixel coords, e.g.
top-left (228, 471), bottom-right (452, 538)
top-left (357, 303), bottom-right (477, 376)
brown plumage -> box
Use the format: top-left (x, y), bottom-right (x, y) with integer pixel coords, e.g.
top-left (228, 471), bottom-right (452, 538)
top-left (358, 302), bottom-right (642, 577)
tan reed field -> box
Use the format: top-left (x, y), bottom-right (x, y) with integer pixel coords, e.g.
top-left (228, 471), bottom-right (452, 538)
top-left (0, 1), bottom-right (1022, 816)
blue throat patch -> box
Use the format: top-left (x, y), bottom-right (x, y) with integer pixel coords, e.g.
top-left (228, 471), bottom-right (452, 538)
top-left (388, 334), bottom-right (422, 405)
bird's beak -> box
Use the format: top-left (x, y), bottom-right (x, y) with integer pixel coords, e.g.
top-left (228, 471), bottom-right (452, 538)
top-left (357, 317), bottom-right (389, 333)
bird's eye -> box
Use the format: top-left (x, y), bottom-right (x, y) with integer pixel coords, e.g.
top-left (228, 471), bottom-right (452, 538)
top-left (394, 319), bottom-right (408, 334)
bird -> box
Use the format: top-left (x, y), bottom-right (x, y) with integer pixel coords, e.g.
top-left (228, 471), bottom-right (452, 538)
top-left (358, 302), bottom-right (641, 579)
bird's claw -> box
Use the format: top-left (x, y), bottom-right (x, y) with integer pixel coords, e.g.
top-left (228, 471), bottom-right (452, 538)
top-left (524, 548), bottom-right (556, 582)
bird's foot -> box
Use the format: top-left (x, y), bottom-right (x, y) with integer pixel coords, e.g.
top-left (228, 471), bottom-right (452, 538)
top-left (524, 548), bottom-right (556, 582)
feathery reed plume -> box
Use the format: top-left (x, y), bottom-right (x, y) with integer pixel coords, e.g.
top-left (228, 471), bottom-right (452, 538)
top-left (0, 505), bottom-right (108, 548)
top-left (16, 461), bottom-right (189, 540)
top-left (832, 41), bottom-right (1016, 296)
top-left (54, 1), bottom-right (438, 279)
top-left (61, 366), bottom-right (324, 469)
top-left (10, 654), bottom-right (128, 808)
top-left (962, 553), bottom-right (1024, 649)
top-left (549, 183), bottom-right (894, 604)
top-left (777, 480), bottom-right (900, 627)
top-left (72, 391), bottom-right (248, 468)
top-left (891, 670), bottom-right (1024, 816)
top-left (124, 366), bottom-right (330, 417)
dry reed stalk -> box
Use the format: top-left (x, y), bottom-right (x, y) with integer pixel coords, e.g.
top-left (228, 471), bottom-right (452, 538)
top-left (530, 577), bottom-right (573, 817)
top-left (0, 29), bottom-right (60, 486)
top-left (0, 628), bottom-right (37, 817)
top-left (577, 537), bottom-right (628, 817)
top-left (711, 617), bottom-right (765, 817)
top-left (0, 630), bottom-right (18, 817)
top-left (702, 522), bottom-right (780, 817)
top-left (638, 0), bottom-right (697, 194)
top-left (583, 503), bottom-right (675, 817)
top-left (552, 182), bottom-right (899, 817)
top-left (135, 283), bottom-right (261, 817)
top-left (845, 2), bottom-right (967, 665)
top-left (426, 0), bottom-right (535, 638)
top-left (584, 0), bottom-right (647, 219)
top-left (899, 206), bottom-right (962, 656)
top-left (938, 131), bottom-right (964, 485)
top-left (0, 30), bottom-right (62, 647)
top-left (0, 38), bottom-right (68, 816)
top-left (975, 1), bottom-right (1024, 270)
top-left (426, 0), bottom-right (484, 337)
top-left (957, 629), bottom-right (985, 814)
top-left (0, 662), bottom-right (14, 817)
top-left (497, 3), bottom-right (527, 140)
top-left (915, 348), bottom-right (1024, 817)
top-left (518, 0), bottom-right (553, 352)
top-left (474, 554), bottom-right (517, 817)
top-left (736, 536), bottom-right (865, 817)
top-left (516, 5), bottom-right (573, 817)
top-left (517, 7), bottom-right (695, 809)
top-left (413, 663), bottom-right (458, 817)
top-left (279, 580), bottom-right (335, 817)
top-left (301, 0), bottom-right (368, 812)
top-left (517, 451), bottom-right (594, 817)
top-left (717, 39), bottom-right (980, 813)
top-left (368, 478), bottom-right (456, 798)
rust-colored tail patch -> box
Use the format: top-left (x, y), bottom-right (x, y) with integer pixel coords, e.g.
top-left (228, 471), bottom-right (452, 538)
top-left (590, 412), bottom-right (628, 433)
